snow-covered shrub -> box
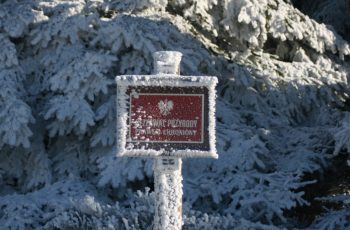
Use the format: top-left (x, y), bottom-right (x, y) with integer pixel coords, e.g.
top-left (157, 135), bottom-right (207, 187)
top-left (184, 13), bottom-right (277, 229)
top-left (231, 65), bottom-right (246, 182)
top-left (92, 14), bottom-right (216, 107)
top-left (294, 0), bottom-right (350, 41)
top-left (309, 195), bottom-right (350, 230)
top-left (0, 180), bottom-right (155, 230)
top-left (184, 210), bottom-right (282, 230)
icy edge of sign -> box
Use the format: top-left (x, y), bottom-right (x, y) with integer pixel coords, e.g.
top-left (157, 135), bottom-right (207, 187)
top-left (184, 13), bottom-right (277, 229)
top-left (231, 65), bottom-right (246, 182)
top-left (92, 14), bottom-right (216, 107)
top-left (116, 74), bottom-right (217, 87)
top-left (115, 75), bottom-right (218, 158)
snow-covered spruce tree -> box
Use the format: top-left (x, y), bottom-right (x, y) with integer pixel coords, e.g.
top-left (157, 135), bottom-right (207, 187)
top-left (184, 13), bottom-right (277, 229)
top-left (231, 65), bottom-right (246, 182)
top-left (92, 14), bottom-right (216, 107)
top-left (0, 0), bottom-right (349, 229)
top-left (291, 0), bottom-right (350, 228)
top-left (292, 0), bottom-right (350, 41)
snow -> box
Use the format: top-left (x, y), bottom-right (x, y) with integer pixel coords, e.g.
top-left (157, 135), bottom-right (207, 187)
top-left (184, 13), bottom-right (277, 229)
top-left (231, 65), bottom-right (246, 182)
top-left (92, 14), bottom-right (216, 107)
top-left (154, 158), bottom-right (183, 230)
top-left (116, 74), bottom-right (217, 87)
top-left (153, 51), bottom-right (182, 74)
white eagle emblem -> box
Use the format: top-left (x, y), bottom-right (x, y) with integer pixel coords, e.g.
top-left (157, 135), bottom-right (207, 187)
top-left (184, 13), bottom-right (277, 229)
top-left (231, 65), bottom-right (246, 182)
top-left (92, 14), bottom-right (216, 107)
top-left (158, 99), bottom-right (173, 116)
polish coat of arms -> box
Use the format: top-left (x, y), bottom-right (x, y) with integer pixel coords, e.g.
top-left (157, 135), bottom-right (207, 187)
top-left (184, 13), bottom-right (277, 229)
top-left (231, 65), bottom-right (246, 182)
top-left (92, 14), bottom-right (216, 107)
top-left (158, 99), bottom-right (173, 116)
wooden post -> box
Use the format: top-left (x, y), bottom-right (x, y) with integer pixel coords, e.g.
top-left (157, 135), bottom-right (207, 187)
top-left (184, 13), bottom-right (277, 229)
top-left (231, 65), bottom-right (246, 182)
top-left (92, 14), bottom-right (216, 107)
top-left (153, 51), bottom-right (183, 230)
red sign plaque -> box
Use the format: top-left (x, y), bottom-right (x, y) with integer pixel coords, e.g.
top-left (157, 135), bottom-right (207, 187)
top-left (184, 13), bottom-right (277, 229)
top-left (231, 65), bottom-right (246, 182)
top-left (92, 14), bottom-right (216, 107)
top-left (126, 86), bottom-right (210, 152)
top-left (129, 94), bottom-right (203, 143)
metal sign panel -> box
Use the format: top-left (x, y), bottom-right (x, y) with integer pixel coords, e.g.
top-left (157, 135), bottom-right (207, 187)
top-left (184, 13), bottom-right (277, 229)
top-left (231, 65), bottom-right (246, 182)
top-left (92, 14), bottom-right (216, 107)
top-left (116, 75), bottom-right (217, 158)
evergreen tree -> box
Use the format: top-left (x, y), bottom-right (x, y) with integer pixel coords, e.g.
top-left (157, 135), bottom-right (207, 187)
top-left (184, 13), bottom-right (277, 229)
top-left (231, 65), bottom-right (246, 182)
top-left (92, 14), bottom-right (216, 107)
top-left (0, 0), bottom-right (349, 229)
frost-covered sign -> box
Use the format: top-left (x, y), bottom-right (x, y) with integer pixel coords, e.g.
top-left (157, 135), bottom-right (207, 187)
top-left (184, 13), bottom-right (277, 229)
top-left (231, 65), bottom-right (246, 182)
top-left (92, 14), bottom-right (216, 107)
top-left (116, 75), bottom-right (217, 158)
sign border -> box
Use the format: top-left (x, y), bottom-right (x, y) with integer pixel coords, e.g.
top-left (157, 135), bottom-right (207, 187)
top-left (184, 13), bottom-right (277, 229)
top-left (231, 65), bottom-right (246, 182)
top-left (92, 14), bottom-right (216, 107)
top-left (125, 86), bottom-right (210, 151)
top-left (116, 74), bottom-right (218, 158)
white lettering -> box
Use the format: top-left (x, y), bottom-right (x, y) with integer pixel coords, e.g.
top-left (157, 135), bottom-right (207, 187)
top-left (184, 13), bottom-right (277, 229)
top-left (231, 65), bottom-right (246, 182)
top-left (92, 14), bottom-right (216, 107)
top-left (167, 119), bottom-right (198, 128)
top-left (136, 119), bottom-right (198, 128)
top-left (162, 129), bottom-right (198, 136)
top-left (145, 128), bottom-right (161, 135)
top-left (140, 119), bottom-right (167, 127)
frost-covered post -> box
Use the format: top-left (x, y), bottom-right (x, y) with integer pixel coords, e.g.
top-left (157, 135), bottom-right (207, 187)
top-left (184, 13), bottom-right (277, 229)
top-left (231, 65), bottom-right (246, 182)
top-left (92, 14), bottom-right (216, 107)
top-left (116, 51), bottom-right (217, 230)
top-left (153, 51), bottom-right (183, 230)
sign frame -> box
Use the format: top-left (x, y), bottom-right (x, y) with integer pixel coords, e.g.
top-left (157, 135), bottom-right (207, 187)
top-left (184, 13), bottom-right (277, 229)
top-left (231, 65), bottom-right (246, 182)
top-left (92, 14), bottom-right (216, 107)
top-left (116, 74), bottom-right (218, 158)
